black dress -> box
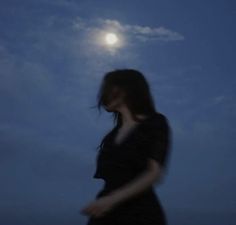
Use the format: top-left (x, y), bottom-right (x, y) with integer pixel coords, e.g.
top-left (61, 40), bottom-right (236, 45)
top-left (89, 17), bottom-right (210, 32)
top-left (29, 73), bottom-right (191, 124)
top-left (86, 112), bottom-right (171, 225)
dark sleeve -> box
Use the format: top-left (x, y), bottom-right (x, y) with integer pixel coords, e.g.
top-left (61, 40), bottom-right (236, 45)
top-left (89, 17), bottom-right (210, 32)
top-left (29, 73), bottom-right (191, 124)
top-left (145, 114), bottom-right (171, 170)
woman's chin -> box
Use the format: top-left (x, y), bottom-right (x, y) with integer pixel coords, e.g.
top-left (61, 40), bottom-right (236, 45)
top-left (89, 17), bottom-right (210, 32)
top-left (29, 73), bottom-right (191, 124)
top-left (104, 105), bottom-right (116, 112)
top-left (104, 107), bottom-right (114, 112)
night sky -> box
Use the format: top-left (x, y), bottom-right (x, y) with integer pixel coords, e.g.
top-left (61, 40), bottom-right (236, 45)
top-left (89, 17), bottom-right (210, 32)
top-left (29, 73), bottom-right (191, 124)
top-left (0, 0), bottom-right (235, 224)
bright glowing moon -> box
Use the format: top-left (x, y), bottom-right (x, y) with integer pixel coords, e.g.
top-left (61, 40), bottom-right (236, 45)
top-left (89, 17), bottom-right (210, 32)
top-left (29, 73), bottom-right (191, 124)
top-left (105, 33), bottom-right (118, 45)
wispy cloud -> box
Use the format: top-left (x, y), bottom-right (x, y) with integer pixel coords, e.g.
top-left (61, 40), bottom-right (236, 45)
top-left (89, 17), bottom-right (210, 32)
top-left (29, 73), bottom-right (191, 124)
top-left (101, 19), bottom-right (185, 42)
top-left (73, 17), bottom-right (185, 42)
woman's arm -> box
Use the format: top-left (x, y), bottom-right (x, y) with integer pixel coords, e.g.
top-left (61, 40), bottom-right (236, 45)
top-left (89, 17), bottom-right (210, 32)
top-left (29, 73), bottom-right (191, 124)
top-left (80, 159), bottom-right (164, 218)
top-left (107, 158), bottom-right (163, 205)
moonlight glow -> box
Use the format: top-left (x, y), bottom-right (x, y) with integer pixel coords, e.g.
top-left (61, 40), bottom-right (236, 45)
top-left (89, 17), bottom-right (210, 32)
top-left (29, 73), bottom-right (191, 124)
top-left (105, 33), bottom-right (118, 45)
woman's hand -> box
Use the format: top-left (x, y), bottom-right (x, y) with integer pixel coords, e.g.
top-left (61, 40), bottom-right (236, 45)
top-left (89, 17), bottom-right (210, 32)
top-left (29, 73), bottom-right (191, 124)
top-left (80, 195), bottom-right (119, 218)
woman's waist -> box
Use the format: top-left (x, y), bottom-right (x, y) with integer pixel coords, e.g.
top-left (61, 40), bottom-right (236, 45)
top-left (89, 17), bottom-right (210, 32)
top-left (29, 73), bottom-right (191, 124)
top-left (96, 187), bottom-right (161, 214)
top-left (97, 182), bottom-right (157, 201)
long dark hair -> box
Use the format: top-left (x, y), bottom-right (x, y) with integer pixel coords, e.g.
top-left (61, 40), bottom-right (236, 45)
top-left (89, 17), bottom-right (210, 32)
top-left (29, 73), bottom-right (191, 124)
top-left (91, 68), bottom-right (159, 150)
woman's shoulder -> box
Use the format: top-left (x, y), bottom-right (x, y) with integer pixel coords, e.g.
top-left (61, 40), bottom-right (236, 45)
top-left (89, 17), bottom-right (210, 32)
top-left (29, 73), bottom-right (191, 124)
top-left (154, 112), bottom-right (168, 121)
top-left (143, 112), bottom-right (169, 129)
top-left (137, 112), bottom-right (170, 142)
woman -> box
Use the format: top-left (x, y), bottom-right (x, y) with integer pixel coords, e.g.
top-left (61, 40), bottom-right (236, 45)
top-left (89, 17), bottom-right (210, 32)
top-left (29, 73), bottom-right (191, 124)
top-left (80, 69), bottom-right (172, 225)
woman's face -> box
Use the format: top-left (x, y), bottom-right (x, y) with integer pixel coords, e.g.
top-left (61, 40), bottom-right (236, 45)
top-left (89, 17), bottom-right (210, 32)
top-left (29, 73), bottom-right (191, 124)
top-left (103, 86), bottom-right (126, 112)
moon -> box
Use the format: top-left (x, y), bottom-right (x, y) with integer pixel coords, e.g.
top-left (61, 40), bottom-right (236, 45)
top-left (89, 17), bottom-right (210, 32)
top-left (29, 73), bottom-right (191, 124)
top-left (105, 32), bottom-right (119, 45)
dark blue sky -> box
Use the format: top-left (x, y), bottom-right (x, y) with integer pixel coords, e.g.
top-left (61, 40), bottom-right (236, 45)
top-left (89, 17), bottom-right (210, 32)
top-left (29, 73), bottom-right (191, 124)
top-left (0, 0), bottom-right (235, 224)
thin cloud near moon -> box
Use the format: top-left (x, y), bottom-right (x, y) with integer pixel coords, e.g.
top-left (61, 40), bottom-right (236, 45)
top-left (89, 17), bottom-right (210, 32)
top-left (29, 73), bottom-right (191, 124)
top-left (73, 17), bottom-right (184, 43)
top-left (72, 17), bottom-right (184, 54)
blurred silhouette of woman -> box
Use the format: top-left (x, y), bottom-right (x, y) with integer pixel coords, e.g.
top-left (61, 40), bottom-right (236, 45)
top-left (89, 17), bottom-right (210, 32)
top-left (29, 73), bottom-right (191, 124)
top-left (81, 69), bottom-right (172, 225)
